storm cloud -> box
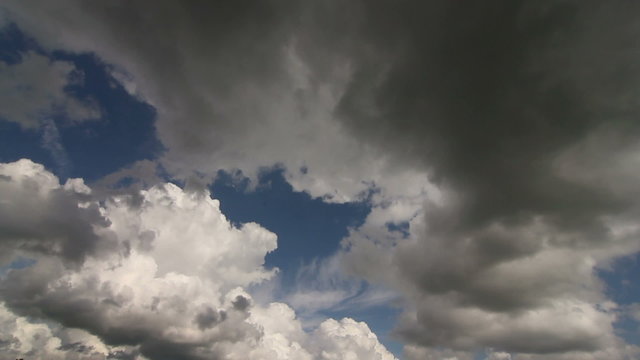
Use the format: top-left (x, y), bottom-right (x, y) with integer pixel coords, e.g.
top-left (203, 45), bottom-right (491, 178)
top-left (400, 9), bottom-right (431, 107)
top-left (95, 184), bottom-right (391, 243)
top-left (333, 1), bottom-right (640, 356)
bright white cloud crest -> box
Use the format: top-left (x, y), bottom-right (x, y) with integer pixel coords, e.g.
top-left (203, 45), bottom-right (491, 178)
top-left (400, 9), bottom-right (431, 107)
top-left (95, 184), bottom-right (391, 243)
top-left (0, 159), bottom-right (397, 360)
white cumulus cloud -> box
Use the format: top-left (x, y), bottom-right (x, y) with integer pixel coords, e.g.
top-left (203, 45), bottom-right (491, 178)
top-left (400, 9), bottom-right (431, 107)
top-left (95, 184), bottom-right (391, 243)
top-left (0, 159), bottom-right (396, 360)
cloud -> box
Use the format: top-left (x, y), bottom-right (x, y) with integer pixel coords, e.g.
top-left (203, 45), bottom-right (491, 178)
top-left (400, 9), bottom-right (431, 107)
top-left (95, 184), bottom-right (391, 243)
top-left (629, 303), bottom-right (640, 322)
top-left (0, 51), bottom-right (99, 128)
top-left (0, 0), bottom-right (432, 204)
top-left (329, 1), bottom-right (640, 357)
top-left (0, 50), bottom-right (100, 174)
top-left (0, 302), bottom-right (141, 360)
top-left (403, 345), bottom-right (474, 360)
top-left (0, 159), bottom-right (110, 265)
top-left (3, 1), bottom-right (640, 358)
top-left (0, 302), bottom-right (68, 359)
top-left (311, 318), bottom-right (397, 360)
top-left (0, 159), bottom-right (397, 360)
top-left (487, 351), bottom-right (512, 360)
top-left (280, 251), bottom-right (400, 332)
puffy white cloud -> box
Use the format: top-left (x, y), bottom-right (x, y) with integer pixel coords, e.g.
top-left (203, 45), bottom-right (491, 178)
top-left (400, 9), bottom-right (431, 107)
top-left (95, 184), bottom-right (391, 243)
top-left (487, 351), bottom-right (512, 360)
top-left (311, 318), bottom-right (397, 360)
top-left (0, 303), bottom-right (66, 359)
top-left (0, 159), bottom-right (396, 360)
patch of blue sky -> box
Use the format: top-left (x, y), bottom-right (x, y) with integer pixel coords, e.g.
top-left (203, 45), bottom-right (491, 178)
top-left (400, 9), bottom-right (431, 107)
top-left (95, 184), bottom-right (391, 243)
top-left (0, 120), bottom-right (51, 166)
top-left (0, 23), bottom-right (36, 64)
top-left (386, 221), bottom-right (410, 239)
top-left (599, 253), bottom-right (640, 306)
top-left (597, 252), bottom-right (640, 346)
top-left (0, 256), bottom-right (36, 277)
top-left (0, 24), bottom-right (163, 182)
top-left (211, 167), bottom-right (371, 277)
top-left (210, 168), bottom-right (411, 357)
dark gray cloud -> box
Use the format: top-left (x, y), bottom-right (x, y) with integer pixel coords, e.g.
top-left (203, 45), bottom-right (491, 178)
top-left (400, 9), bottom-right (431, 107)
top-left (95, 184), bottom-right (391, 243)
top-left (326, 0), bottom-right (640, 355)
top-left (2, 0), bottom-right (298, 161)
top-left (58, 341), bottom-right (95, 354)
top-left (0, 160), bottom-right (112, 265)
top-left (195, 307), bottom-right (227, 330)
top-left (232, 295), bottom-right (250, 312)
top-left (332, 0), bottom-right (640, 227)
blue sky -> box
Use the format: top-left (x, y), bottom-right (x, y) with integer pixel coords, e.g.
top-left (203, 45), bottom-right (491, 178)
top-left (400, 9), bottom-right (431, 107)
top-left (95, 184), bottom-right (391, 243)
top-left (0, 24), bottom-right (162, 181)
top-left (1, 3), bottom-right (640, 360)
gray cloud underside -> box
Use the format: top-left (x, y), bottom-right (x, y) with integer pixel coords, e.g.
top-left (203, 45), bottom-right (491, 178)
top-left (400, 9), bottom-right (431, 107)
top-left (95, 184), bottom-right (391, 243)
top-left (328, 1), bottom-right (640, 355)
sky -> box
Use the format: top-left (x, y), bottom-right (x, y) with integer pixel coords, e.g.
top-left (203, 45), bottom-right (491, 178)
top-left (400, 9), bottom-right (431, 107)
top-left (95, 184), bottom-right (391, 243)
top-left (0, 1), bottom-right (639, 360)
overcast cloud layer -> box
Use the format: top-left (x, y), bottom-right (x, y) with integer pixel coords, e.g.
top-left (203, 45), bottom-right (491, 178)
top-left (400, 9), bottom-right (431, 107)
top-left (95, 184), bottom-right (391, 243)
top-left (2, 1), bottom-right (640, 359)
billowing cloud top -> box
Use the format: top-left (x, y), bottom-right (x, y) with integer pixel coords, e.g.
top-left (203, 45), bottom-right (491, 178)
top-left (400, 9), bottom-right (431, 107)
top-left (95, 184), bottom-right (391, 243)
top-left (0, 159), bottom-right (397, 360)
